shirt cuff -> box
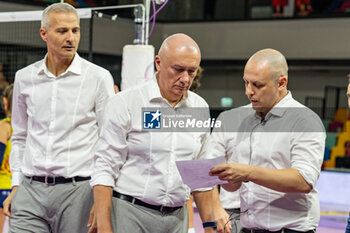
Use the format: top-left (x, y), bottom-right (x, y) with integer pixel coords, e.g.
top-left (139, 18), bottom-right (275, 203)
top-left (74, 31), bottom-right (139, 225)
top-left (11, 171), bottom-right (24, 188)
top-left (192, 186), bottom-right (214, 192)
top-left (294, 164), bottom-right (320, 188)
top-left (90, 172), bottom-right (115, 189)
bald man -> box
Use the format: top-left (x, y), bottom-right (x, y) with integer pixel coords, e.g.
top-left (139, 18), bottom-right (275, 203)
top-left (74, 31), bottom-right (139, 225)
top-left (91, 34), bottom-right (216, 233)
top-left (209, 49), bottom-right (325, 233)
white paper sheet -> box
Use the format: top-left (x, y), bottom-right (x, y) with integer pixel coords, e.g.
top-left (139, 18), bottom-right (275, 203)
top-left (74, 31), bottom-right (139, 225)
top-left (176, 156), bottom-right (228, 190)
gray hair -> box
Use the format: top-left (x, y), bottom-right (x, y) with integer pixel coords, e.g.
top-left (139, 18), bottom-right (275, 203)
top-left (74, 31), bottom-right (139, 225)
top-left (41, 3), bottom-right (78, 29)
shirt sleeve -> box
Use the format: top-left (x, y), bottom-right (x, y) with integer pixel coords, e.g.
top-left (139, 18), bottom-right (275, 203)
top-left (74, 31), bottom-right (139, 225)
top-left (199, 111), bottom-right (238, 163)
top-left (90, 94), bottom-right (131, 188)
top-left (10, 73), bottom-right (28, 187)
top-left (193, 112), bottom-right (231, 192)
top-left (290, 115), bottom-right (326, 188)
top-left (95, 71), bottom-right (115, 133)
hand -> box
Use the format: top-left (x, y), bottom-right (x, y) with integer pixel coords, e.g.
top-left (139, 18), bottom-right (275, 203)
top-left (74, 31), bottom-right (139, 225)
top-left (3, 186), bottom-right (18, 217)
top-left (210, 163), bottom-right (251, 183)
top-left (87, 205), bottom-right (97, 233)
top-left (215, 207), bottom-right (231, 233)
top-left (204, 227), bottom-right (217, 233)
top-left (114, 84), bottom-right (119, 93)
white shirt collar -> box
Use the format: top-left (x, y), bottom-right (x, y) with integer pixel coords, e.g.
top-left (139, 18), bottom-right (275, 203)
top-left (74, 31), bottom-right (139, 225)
top-left (37, 53), bottom-right (82, 78)
top-left (255, 91), bottom-right (293, 121)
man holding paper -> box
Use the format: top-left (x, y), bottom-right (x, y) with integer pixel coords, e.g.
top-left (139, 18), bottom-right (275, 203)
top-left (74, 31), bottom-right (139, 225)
top-left (210, 49), bottom-right (325, 233)
top-left (91, 34), bottom-right (216, 233)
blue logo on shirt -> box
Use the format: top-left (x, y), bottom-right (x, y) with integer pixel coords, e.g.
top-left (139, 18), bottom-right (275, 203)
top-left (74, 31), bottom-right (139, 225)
top-left (143, 110), bottom-right (161, 129)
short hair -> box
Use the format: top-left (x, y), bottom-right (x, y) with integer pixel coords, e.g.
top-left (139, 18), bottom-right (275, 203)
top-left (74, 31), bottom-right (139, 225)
top-left (41, 3), bottom-right (78, 29)
top-left (247, 49), bottom-right (288, 82)
top-left (348, 73), bottom-right (350, 84)
top-left (190, 66), bottom-right (203, 93)
top-left (268, 55), bottom-right (288, 82)
top-left (2, 84), bottom-right (13, 118)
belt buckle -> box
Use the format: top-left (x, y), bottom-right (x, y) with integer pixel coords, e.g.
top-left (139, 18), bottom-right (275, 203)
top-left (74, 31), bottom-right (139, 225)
top-left (45, 176), bottom-right (55, 186)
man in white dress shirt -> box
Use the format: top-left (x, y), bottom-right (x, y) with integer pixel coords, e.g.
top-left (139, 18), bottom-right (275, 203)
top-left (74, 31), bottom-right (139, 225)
top-left (2, 3), bottom-right (114, 233)
top-left (91, 33), bottom-right (216, 233)
top-left (203, 105), bottom-right (253, 233)
top-left (210, 49), bottom-right (325, 233)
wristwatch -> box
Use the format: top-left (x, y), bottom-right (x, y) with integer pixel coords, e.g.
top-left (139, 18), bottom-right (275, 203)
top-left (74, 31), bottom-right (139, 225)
top-left (202, 221), bottom-right (217, 229)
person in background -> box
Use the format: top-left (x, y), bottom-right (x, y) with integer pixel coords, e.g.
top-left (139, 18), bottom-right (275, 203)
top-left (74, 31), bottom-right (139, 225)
top-left (206, 130), bottom-right (243, 233)
top-left (272, 0), bottom-right (288, 17)
top-left (114, 84), bottom-right (119, 93)
top-left (0, 63), bottom-right (9, 119)
top-left (189, 65), bottom-right (242, 233)
top-left (186, 65), bottom-right (203, 233)
top-left (296, 0), bottom-right (313, 16)
top-left (0, 63), bottom-right (8, 92)
top-left (190, 65), bottom-right (203, 93)
top-left (0, 84), bottom-right (13, 232)
top-left (3, 3), bottom-right (114, 233)
top-left (200, 103), bottom-right (248, 233)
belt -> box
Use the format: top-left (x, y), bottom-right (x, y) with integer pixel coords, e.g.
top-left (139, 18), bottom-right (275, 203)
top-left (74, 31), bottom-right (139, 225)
top-left (28, 176), bottom-right (91, 185)
top-left (225, 208), bottom-right (241, 212)
top-left (113, 191), bottom-right (183, 213)
top-left (242, 228), bottom-right (315, 233)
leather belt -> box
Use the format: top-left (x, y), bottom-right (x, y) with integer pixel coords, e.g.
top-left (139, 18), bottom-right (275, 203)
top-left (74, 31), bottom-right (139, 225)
top-left (225, 208), bottom-right (241, 212)
top-left (28, 176), bottom-right (91, 185)
top-left (113, 191), bottom-right (183, 213)
top-left (242, 228), bottom-right (315, 233)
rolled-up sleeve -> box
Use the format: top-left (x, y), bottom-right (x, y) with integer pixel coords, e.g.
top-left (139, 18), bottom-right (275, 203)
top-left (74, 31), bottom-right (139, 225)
top-left (290, 116), bottom-right (326, 188)
top-left (10, 73), bottom-right (28, 187)
top-left (90, 94), bottom-right (130, 188)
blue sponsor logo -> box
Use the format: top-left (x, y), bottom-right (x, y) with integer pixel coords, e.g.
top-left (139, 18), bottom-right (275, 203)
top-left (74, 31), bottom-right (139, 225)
top-left (143, 110), bottom-right (161, 129)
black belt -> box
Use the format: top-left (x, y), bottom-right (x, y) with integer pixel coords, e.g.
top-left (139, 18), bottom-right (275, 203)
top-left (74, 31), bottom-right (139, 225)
top-left (242, 228), bottom-right (315, 233)
top-left (225, 208), bottom-right (241, 212)
top-left (28, 176), bottom-right (90, 185)
top-left (113, 191), bottom-right (183, 213)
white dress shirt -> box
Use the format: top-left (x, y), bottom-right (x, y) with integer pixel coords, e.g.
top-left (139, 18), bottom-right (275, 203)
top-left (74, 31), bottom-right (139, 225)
top-left (10, 53), bottom-right (115, 187)
top-left (200, 106), bottom-right (253, 210)
top-left (91, 77), bottom-right (210, 207)
top-left (224, 92), bottom-right (325, 231)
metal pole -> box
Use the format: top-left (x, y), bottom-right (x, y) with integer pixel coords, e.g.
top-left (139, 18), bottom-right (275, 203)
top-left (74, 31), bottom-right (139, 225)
top-left (88, 11), bottom-right (94, 62)
top-left (144, 0), bottom-right (151, 45)
top-left (133, 6), bottom-right (143, 44)
top-left (91, 4), bottom-right (144, 11)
